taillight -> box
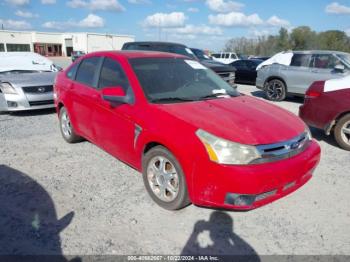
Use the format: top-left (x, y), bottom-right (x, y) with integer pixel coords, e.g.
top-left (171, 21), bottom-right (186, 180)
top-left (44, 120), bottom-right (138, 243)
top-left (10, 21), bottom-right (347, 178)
top-left (305, 81), bottom-right (324, 98)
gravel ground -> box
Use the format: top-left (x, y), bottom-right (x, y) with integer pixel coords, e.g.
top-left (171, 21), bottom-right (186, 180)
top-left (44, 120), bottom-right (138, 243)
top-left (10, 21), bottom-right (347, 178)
top-left (0, 82), bottom-right (349, 258)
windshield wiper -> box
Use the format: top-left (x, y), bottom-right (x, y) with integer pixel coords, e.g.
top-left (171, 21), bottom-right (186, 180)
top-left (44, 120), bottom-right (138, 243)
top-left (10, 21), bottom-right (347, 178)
top-left (197, 93), bottom-right (231, 100)
top-left (150, 97), bottom-right (197, 103)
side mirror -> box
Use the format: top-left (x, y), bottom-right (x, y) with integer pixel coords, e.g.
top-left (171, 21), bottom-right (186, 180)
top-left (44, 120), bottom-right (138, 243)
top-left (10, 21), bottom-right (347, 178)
top-left (102, 86), bottom-right (131, 104)
top-left (334, 64), bottom-right (345, 73)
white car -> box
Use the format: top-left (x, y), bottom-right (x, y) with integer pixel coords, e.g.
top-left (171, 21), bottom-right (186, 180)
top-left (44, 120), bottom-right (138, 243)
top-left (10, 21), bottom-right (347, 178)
top-left (211, 52), bottom-right (239, 64)
top-left (0, 52), bottom-right (61, 112)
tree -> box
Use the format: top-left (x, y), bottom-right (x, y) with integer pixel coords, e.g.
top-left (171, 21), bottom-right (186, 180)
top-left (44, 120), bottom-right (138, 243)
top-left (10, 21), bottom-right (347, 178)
top-left (276, 27), bottom-right (290, 52)
top-left (318, 30), bottom-right (350, 52)
top-left (290, 26), bottom-right (317, 50)
top-left (222, 26), bottom-right (350, 56)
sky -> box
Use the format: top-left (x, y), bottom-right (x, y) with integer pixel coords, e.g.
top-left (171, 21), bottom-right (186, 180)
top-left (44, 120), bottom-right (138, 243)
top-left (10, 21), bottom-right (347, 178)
top-left (0, 0), bottom-right (350, 51)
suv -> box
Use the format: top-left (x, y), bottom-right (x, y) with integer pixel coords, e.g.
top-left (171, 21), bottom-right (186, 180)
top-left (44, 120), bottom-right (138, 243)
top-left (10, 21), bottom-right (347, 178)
top-left (256, 50), bottom-right (350, 101)
top-left (211, 52), bottom-right (239, 64)
top-left (122, 42), bottom-right (236, 86)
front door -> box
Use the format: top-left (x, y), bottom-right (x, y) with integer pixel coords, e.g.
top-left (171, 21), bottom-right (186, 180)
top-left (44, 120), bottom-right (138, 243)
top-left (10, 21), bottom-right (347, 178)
top-left (92, 57), bottom-right (136, 163)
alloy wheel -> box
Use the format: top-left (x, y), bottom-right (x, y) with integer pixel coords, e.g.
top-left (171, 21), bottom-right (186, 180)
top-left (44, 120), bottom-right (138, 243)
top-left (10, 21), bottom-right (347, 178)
top-left (266, 80), bottom-right (284, 100)
top-left (61, 110), bottom-right (72, 138)
top-left (146, 156), bottom-right (179, 202)
top-left (340, 120), bottom-right (350, 146)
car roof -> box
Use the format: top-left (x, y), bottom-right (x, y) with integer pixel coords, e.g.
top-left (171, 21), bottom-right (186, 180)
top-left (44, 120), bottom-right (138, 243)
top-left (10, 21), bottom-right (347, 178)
top-left (292, 50), bottom-right (349, 55)
top-left (85, 50), bottom-right (190, 60)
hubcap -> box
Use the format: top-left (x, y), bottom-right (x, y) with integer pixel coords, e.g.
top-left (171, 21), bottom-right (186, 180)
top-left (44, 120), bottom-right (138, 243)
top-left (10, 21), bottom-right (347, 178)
top-left (341, 120), bottom-right (350, 146)
top-left (147, 156), bottom-right (179, 202)
top-left (61, 110), bottom-right (72, 138)
top-left (266, 81), bottom-right (283, 100)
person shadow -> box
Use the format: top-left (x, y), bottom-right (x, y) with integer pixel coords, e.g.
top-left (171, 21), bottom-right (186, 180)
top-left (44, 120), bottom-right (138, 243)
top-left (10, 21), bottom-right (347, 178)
top-left (181, 211), bottom-right (260, 262)
top-left (0, 165), bottom-right (80, 262)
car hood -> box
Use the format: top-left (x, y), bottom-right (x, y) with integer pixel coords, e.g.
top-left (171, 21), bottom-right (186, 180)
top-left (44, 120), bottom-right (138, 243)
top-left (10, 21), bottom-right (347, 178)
top-left (0, 72), bottom-right (57, 87)
top-left (154, 95), bottom-right (305, 145)
top-left (256, 51), bottom-right (293, 71)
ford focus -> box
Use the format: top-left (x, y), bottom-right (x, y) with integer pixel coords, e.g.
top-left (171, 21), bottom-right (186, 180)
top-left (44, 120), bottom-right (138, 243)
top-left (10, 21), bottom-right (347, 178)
top-left (54, 51), bottom-right (321, 210)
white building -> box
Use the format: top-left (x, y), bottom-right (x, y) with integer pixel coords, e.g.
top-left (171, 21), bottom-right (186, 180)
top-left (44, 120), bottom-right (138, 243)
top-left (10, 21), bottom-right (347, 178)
top-left (0, 30), bottom-right (135, 57)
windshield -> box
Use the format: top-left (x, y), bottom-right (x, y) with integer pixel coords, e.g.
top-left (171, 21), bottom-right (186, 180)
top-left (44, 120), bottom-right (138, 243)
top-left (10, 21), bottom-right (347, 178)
top-left (336, 54), bottom-right (350, 67)
top-left (129, 58), bottom-right (239, 103)
top-left (191, 49), bottom-right (210, 60)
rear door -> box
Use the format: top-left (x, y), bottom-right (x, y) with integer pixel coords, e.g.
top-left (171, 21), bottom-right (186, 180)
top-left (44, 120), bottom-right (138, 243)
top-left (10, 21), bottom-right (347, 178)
top-left (70, 56), bottom-right (103, 141)
top-left (284, 53), bottom-right (314, 94)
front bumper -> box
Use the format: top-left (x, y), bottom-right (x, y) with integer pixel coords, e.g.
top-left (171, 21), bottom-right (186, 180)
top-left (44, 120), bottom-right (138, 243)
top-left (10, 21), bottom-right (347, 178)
top-left (192, 140), bottom-right (321, 210)
top-left (0, 91), bottom-right (54, 112)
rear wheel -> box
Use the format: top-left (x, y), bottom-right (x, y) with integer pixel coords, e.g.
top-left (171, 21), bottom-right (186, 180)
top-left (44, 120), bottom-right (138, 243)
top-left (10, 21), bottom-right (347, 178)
top-left (142, 146), bottom-right (190, 210)
top-left (264, 79), bottom-right (287, 101)
top-left (59, 107), bottom-right (82, 143)
top-left (334, 114), bottom-right (350, 151)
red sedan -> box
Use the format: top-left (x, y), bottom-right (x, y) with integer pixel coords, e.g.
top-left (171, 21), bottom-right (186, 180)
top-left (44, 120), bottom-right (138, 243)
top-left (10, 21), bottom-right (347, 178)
top-left (54, 51), bottom-right (320, 210)
top-left (300, 75), bottom-right (350, 151)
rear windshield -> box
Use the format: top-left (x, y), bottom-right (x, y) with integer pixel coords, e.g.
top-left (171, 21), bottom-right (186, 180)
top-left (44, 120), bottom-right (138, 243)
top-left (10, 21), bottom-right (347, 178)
top-left (129, 57), bottom-right (239, 103)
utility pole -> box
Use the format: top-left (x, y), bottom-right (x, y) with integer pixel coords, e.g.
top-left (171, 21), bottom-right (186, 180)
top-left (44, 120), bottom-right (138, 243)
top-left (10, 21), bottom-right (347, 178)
top-left (158, 17), bottom-right (161, 41)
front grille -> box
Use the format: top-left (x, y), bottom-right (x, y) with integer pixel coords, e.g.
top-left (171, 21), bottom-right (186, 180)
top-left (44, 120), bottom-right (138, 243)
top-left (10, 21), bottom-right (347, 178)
top-left (29, 100), bottom-right (54, 106)
top-left (251, 132), bottom-right (310, 164)
top-left (22, 85), bottom-right (53, 94)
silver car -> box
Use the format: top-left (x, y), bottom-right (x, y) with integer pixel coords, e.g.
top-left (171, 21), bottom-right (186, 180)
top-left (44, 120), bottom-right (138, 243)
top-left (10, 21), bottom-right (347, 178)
top-left (256, 50), bottom-right (350, 101)
top-left (0, 52), bottom-right (59, 112)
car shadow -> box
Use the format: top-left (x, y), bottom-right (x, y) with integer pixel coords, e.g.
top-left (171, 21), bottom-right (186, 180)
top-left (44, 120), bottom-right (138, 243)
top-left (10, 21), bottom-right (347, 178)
top-left (0, 165), bottom-right (80, 261)
top-left (309, 127), bottom-right (340, 148)
top-left (7, 108), bottom-right (56, 117)
top-left (181, 211), bottom-right (260, 261)
top-left (250, 90), bottom-right (304, 104)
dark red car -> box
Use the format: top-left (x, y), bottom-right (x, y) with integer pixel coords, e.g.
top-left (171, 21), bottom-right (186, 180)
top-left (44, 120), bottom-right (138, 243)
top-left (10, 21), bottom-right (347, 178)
top-left (54, 51), bottom-right (320, 211)
top-left (300, 76), bottom-right (350, 151)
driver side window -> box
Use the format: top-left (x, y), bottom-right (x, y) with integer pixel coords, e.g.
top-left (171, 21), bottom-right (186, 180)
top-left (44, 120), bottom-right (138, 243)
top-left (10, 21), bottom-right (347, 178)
top-left (98, 57), bottom-right (130, 90)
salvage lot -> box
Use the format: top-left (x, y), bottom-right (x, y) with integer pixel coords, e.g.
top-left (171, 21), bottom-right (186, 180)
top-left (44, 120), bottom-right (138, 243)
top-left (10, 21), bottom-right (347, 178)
top-left (1, 83), bottom-right (350, 256)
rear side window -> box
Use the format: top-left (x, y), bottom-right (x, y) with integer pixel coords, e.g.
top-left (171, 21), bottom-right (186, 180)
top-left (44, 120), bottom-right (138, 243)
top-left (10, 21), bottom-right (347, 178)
top-left (98, 58), bottom-right (130, 90)
top-left (76, 57), bottom-right (100, 87)
top-left (66, 63), bottom-right (79, 80)
top-left (290, 54), bottom-right (311, 67)
top-left (211, 53), bottom-right (220, 58)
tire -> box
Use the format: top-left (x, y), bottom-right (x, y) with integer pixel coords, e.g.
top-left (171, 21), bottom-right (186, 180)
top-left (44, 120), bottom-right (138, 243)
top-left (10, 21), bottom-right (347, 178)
top-left (59, 107), bottom-right (82, 143)
top-left (142, 146), bottom-right (190, 210)
top-left (264, 79), bottom-right (287, 101)
top-left (334, 114), bottom-right (350, 151)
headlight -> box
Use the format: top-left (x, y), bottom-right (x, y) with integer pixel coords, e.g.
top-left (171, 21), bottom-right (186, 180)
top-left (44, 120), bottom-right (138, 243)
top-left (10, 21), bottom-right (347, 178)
top-left (305, 126), bottom-right (312, 141)
top-left (0, 82), bottom-right (18, 94)
top-left (196, 129), bottom-right (261, 165)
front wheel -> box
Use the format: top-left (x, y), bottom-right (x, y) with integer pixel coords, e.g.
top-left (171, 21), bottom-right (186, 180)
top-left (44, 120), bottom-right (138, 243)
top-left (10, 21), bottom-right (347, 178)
top-left (264, 79), bottom-right (287, 101)
top-left (334, 114), bottom-right (350, 151)
top-left (142, 146), bottom-right (190, 210)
